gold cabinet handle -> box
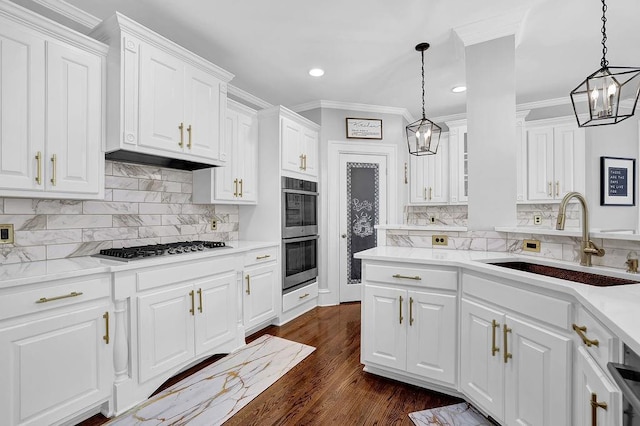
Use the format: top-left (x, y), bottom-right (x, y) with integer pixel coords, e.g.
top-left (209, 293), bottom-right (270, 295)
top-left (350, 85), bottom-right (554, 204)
top-left (423, 187), bottom-right (427, 200)
top-left (103, 312), bottom-right (110, 344)
top-left (178, 122), bottom-right (184, 148)
top-left (392, 274), bottom-right (421, 281)
top-left (36, 291), bottom-right (83, 304)
top-left (591, 393), bottom-right (608, 426)
top-left (189, 290), bottom-right (195, 315)
top-left (239, 179), bottom-right (243, 197)
top-left (409, 297), bottom-right (414, 326)
top-left (299, 293), bottom-right (310, 300)
top-left (303, 154), bottom-right (307, 170)
top-left (233, 178), bottom-right (238, 197)
top-left (187, 124), bottom-right (192, 149)
top-left (556, 180), bottom-right (560, 197)
top-left (50, 154), bottom-right (57, 186)
top-left (573, 324), bottom-right (600, 347)
top-left (35, 151), bottom-right (42, 185)
top-left (429, 187), bottom-right (433, 200)
top-left (503, 324), bottom-right (512, 363)
top-left (246, 274), bottom-right (251, 295)
top-left (197, 288), bottom-right (203, 313)
top-left (299, 154), bottom-right (304, 170)
top-left (256, 254), bottom-right (271, 260)
top-left (492, 319), bottom-right (500, 356)
top-left (399, 295), bottom-right (404, 324)
top-left (548, 181), bottom-right (552, 196)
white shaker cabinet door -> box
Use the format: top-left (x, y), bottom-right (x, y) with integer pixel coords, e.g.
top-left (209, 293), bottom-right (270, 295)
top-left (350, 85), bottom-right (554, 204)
top-left (195, 271), bottom-right (237, 355)
top-left (236, 109), bottom-right (258, 202)
top-left (214, 108), bottom-right (239, 201)
top-left (281, 117), bottom-right (303, 173)
top-left (46, 41), bottom-right (103, 195)
top-left (301, 127), bottom-right (318, 178)
top-left (0, 21), bottom-right (45, 192)
top-left (138, 43), bottom-right (185, 154)
top-left (527, 126), bottom-right (555, 201)
top-left (243, 263), bottom-right (278, 331)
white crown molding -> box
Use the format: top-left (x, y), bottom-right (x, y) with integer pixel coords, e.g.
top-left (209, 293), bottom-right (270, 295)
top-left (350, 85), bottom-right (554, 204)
top-left (454, 7), bottom-right (530, 48)
top-left (227, 85), bottom-right (272, 110)
top-left (517, 96), bottom-right (572, 110)
top-left (292, 100), bottom-right (415, 123)
top-left (30, 0), bottom-right (100, 29)
top-left (435, 112), bottom-right (468, 125)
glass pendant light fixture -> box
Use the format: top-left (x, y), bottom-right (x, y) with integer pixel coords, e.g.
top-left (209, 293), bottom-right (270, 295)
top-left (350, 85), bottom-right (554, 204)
top-left (570, 0), bottom-right (640, 127)
top-left (406, 42), bottom-right (441, 156)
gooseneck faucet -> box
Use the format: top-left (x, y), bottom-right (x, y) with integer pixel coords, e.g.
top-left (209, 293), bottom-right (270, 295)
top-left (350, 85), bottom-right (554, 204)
top-left (556, 191), bottom-right (605, 266)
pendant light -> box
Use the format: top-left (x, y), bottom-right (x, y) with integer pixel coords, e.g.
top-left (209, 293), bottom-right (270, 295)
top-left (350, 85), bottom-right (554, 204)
top-left (570, 0), bottom-right (640, 127)
top-left (407, 42), bottom-right (441, 156)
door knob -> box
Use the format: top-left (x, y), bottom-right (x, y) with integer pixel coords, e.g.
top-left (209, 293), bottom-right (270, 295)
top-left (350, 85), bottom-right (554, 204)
top-left (341, 234), bottom-right (347, 238)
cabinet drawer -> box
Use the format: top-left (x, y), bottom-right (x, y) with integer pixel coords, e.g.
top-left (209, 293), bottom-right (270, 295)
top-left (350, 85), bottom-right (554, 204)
top-left (244, 246), bottom-right (279, 267)
top-left (365, 263), bottom-right (457, 291)
top-left (283, 282), bottom-right (318, 312)
top-left (0, 274), bottom-right (110, 321)
top-left (463, 272), bottom-right (572, 330)
top-left (136, 255), bottom-right (236, 291)
top-left (575, 306), bottom-right (619, 370)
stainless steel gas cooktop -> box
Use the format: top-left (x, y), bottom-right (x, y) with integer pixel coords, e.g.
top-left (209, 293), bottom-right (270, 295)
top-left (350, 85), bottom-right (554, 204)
top-left (94, 241), bottom-right (228, 261)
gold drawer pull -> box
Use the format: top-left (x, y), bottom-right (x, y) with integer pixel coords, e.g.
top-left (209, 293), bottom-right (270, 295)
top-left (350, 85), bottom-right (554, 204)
top-left (238, 179), bottom-right (243, 197)
top-left (189, 290), bottom-right (195, 315)
top-left (187, 124), bottom-right (192, 149)
top-left (299, 154), bottom-right (305, 170)
top-left (197, 288), bottom-right (203, 313)
top-left (555, 180), bottom-right (560, 197)
top-left (35, 151), bottom-right (42, 184)
top-left (36, 291), bottom-right (83, 304)
top-left (548, 181), bottom-right (552, 196)
top-left (256, 254), bottom-right (271, 260)
top-left (491, 319), bottom-right (500, 356)
top-left (103, 312), bottom-right (110, 344)
top-left (246, 274), bottom-right (251, 295)
top-left (429, 187), bottom-right (433, 200)
top-left (298, 293), bottom-right (310, 300)
top-left (503, 324), bottom-right (512, 364)
top-left (178, 122), bottom-right (184, 148)
top-left (233, 178), bottom-right (238, 197)
top-left (573, 324), bottom-right (600, 347)
top-left (50, 154), bottom-right (57, 186)
top-left (399, 295), bottom-right (404, 324)
top-left (392, 274), bottom-right (421, 281)
top-left (591, 393), bottom-right (607, 426)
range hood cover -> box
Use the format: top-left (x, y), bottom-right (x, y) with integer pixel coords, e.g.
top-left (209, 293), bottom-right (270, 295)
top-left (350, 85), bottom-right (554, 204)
top-left (105, 150), bottom-right (218, 171)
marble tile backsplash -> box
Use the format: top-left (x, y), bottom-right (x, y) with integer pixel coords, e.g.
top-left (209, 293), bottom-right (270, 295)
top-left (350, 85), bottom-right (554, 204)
top-left (0, 161), bottom-right (238, 265)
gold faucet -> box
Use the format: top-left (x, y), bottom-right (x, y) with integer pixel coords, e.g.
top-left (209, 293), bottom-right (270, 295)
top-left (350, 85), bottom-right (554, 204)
top-left (556, 192), bottom-right (605, 266)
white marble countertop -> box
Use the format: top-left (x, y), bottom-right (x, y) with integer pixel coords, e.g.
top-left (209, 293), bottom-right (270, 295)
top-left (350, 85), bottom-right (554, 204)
top-left (495, 226), bottom-right (640, 241)
top-left (355, 246), bottom-right (640, 357)
top-left (376, 224), bottom-right (468, 232)
top-left (0, 240), bottom-right (279, 288)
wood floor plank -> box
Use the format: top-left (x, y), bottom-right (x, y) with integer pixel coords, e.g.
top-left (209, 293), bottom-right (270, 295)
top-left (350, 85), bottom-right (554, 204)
top-left (78, 303), bottom-right (462, 426)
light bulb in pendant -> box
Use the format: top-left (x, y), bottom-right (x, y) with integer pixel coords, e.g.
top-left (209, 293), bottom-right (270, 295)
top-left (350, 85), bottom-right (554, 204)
top-left (591, 86), bottom-right (599, 110)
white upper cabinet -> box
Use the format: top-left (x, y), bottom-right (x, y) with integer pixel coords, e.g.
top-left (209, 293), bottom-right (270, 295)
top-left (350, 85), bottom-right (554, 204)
top-left (280, 115), bottom-right (319, 179)
top-left (90, 13), bottom-right (233, 167)
top-left (447, 120), bottom-right (468, 204)
top-left (526, 117), bottom-right (585, 202)
top-left (0, 1), bottom-right (106, 199)
top-left (193, 100), bottom-right (259, 204)
top-left (409, 134), bottom-right (449, 204)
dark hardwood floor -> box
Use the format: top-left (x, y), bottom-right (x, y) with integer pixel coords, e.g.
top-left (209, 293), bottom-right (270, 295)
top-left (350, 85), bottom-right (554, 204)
top-left (79, 303), bottom-right (461, 425)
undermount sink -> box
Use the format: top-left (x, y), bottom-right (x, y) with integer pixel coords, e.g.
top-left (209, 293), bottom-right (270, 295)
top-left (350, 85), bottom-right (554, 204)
top-left (489, 261), bottom-right (639, 287)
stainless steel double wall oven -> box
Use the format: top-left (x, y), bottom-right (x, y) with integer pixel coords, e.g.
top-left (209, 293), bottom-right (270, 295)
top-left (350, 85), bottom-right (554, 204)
top-left (281, 177), bottom-right (318, 293)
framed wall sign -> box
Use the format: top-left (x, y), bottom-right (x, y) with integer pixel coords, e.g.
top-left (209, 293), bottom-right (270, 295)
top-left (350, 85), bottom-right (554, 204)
top-left (600, 156), bottom-right (636, 206)
top-left (346, 118), bottom-right (383, 140)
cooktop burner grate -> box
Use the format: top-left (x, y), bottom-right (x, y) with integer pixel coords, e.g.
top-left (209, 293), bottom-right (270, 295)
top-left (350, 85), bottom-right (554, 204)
top-left (96, 241), bottom-right (227, 261)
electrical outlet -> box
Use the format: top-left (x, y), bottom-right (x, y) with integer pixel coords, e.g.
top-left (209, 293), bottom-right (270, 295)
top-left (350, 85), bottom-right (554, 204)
top-left (211, 220), bottom-right (217, 231)
top-left (533, 214), bottom-right (542, 225)
top-left (523, 239), bottom-right (541, 252)
top-left (429, 215), bottom-right (437, 224)
top-left (0, 224), bottom-right (14, 244)
top-left (432, 235), bottom-right (448, 246)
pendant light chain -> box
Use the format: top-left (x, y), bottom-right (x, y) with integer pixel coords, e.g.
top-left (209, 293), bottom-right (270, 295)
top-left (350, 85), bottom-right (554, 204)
top-left (421, 49), bottom-right (426, 119)
top-left (600, 0), bottom-right (608, 68)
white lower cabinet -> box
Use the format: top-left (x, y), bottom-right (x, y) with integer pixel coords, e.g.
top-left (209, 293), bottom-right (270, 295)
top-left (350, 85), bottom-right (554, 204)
top-left (242, 247), bottom-right (279, 333)
top-left (361, 262), bottom-right (457, 387)
top-left (460, 291), bottom-right (572, 424)
top-left (0, 275), bottom-right (112, 426)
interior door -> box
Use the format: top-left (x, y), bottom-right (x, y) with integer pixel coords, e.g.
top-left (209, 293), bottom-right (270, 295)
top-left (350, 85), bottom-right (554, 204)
top-left (339, 153), bottom-right (387, 302)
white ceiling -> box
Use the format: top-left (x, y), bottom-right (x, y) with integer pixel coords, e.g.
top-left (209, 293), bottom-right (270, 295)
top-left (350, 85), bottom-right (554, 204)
top-left (61, 0), bottom-right (640, 120)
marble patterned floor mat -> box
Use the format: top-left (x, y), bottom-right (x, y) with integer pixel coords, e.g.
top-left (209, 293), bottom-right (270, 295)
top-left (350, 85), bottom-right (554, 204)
top-left (107, 334), bottom-right (315, 426)
top-left (409, 402), bottom-right (493, 426)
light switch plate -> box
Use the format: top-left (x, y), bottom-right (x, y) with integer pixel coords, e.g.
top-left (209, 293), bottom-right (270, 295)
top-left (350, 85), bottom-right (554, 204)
top-left (0, 224), bottom-right (14, 244)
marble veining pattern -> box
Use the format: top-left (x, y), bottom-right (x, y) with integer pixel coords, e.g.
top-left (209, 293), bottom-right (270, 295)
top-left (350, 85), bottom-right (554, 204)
top-left (409, 402), bottom-right (492, 426)
top-left (0, 160), bottom-right (239, 264)
top-left (107, 335), bottom-right (315, 426)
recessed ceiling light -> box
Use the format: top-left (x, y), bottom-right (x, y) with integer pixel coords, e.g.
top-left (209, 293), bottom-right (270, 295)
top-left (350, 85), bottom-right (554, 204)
top-left (309, 68), bottom-right (325, 77)
top-left (452, 85), bottom-right (467, 93)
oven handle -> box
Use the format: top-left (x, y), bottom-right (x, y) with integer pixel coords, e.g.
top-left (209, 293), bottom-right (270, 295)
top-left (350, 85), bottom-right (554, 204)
top-left (283, 235), bottom-right (319, 243)
top-left (282, 188), bottom-right (319, 196)
top-left (607, 362), bottom-right (640, 414)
